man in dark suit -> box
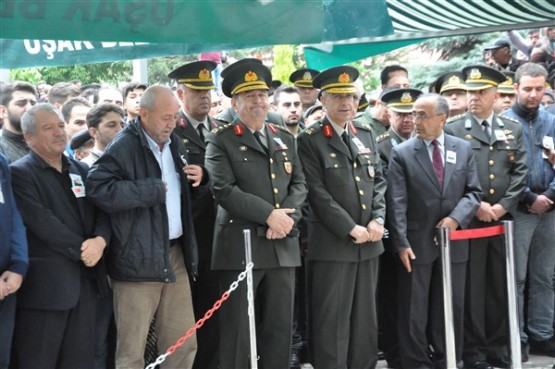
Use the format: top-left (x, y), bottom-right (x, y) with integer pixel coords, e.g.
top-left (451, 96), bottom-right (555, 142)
top-left (205, 60), bottom-right (307, 369)
top-left (297, 66), bottom-right (386, 369)
top-left (10, 103), bottom-right (110, 369)
top-left (444, 65), bottom-right (527, 369)
top-left (375, 87), bottom-right (421, 368)
top-left (168, 60), bottom-right (222, 369)
top-left (387, 93), bottom-right (482, 369)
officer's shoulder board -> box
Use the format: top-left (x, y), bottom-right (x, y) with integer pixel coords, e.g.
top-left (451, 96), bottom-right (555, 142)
top-left (375, 132), bottom-right (390, 144)
top-left (212, 123), bottom-right (232, 135)
top-left (353, 120), bottom-right (372, 131)
top-left (498, 114), bottom-right (520, 126)
top-left (269, 123), bottom-right (293, 136)
top-left (445, 113), bottom-right (465, 125)
top-left (303, 121), bottom-right (324, 136)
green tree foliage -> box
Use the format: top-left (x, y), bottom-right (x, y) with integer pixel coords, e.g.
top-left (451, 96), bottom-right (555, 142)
top-left (9, 61), bottom-right (132, 86)
top-left (271, 45), bottom-right (296, 84)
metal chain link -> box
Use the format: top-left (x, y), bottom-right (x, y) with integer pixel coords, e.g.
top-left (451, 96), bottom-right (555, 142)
top-left (145, 262), bottom-right (254, 369)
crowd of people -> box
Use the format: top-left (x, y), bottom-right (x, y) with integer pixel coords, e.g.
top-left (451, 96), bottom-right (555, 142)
top-left (1, 27), bottom-right (555, 369)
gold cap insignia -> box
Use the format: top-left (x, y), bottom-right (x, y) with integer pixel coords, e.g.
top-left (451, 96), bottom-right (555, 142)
top-left (199, 69), bottom-right (211, 80)
top-left (400, 92), bottom-right (413, 103)
top-left (338, 73), bottom-right (350, 83)
top-left (506, 77), bottom-right (513, 85)
top-left (302, 71), bottom-right (312, 81)
top-left (469, 68), bottom-right (481, 80)
top-left (245, 71), bottom-right (258, 82)
top-left (448, 75), bottom-right (461, 85)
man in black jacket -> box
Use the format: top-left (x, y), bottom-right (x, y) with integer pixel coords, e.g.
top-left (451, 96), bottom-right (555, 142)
top-left (87, 85), bottom-right (206, 369)
top-left (11, 103), bottom-right (110, 369)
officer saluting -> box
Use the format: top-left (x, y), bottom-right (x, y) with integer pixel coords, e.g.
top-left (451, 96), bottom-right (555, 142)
top-left (205, 60), bottom-right (307, 369)
top-left (297, 66), bottom-right (386, 369)
top-left (444, 65), bottom-right (527, 369)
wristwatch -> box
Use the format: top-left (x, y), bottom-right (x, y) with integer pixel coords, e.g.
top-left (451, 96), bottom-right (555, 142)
top-left (373, 217), bottom-right (385, 225)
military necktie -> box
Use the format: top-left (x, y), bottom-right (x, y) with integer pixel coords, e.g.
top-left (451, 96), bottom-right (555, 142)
top-left (342, 131), bottom-right (353, 159)
top-left (482, 120), bottom-right (491, 142)
top-left (253, 130), bottom-right (268, 155)
top-left (432, 139), bottom-right (444, 189)
top-left (197, 124), bottom-right (205, 143)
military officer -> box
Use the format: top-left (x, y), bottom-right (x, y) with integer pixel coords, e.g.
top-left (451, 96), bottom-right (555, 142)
top-left (434, 71), bottom-right (467, 117)
top-left (297, 66), bottom-right (386, 369)
top-left (205, 60), bottom-right (307, 369)
top-left (217, 58), bottom-right (285, 126)
top-left (376, 87), bottom-right (423, 174)
top-left (374, 87), bottom-right (421, 369)
top-left (444, 65), bottom-right (528, 369)
top-left (167, 60), bottom-right (223, 369)
top-left (289, 68), bottom-right (320, 113)
top-left (493, 71), bottom-right (516, 114)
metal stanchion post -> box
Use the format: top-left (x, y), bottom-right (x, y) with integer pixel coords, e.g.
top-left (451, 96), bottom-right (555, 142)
top-left (243, 230), bottom-right (258, 369)
top-left (438, 227), bottom-right (457, 368)
top-left (502, 221), bottom-right (521, 369)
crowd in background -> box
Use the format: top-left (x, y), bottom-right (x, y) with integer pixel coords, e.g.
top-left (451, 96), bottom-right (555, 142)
top-left (1, 26), bottom-right (555, 369)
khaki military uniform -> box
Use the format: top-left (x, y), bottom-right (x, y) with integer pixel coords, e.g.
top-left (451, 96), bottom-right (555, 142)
top-left (354, 107), bottom-right (388, 137)
top-left (444, 112), bottom-right (528, 363)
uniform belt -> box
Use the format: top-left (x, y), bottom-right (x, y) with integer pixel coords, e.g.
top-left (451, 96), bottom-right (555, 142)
top-left (169, 238), bottom-right (180, 247)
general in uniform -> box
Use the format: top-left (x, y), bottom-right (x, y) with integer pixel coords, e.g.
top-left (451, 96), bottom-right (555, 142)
top-left (444, 65), bottom-right (527, 369)
top-left (297, 66), bottom-right (386, 369)
top-left (205, 60), bottom-right (307, 369)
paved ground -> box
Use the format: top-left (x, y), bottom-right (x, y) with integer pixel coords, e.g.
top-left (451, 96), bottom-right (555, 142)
top-left (299, 353), bottom-right (555, 368)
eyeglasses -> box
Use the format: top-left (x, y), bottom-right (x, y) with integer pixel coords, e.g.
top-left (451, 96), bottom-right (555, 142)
top-left (411, 112), bottom-right (445, 121)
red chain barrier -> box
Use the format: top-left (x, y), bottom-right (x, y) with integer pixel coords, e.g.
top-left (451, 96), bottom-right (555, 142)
top-left (165, 291), bottom-right (231, 355)
top-left (449, 224), bottom-right (505, 241)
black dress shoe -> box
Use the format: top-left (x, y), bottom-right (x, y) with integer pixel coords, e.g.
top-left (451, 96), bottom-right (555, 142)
top-left (530, 336), bottom-right (555, 357)
top-left (521, 342), bottom-right (529, 363)
top-left (486, 356), bottom-right (510, 368)
top-left (465, 361), bottom-right (493, 369)
top-left (290, 350), bottom-right (301, 369)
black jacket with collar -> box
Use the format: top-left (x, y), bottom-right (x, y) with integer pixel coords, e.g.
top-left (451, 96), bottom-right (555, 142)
top-left (10, 152), bottom-right (110, 309)
top-left (86, 119), bottom-right (202, 282)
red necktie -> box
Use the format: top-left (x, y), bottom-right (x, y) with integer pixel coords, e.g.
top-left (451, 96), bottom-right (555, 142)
top-left (432, 139), bottom-right (444, 189)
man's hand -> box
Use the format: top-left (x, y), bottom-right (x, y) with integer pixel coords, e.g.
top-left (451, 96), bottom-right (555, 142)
top-left (436, 216), bottom-right (459, 231)
top-left (183, 164), bottom-right (203, 187)
top-left (366, 220), bottom-right (385, 242)
top-left (398, 248), bottom-right (416, 273)
top-left (528, 195), bottom-right (554, 214)
top-left (266, 208), bottom-right (295, 238)
top-left (266, 228), bottom-right (286, 240)
top-left (544, 148), bottom-right (555, 165)
top-left (349, 225), bottom-right (370, 244)
top-left (0, 271), bottom-right (24, 300)
top-left (81, 236), bottom-right (107, 267)
top-left (491, 204), bottom-right (507, 220)
top-left (476, 201), bottom-right (497, 222)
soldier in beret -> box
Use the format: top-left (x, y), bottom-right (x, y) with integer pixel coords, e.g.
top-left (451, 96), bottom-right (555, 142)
top-left (205, 60), bottom-right (307, 369)
top-left (290, 68), bottom-right (320, 113)
top-left (167, 60), bottom-right (223, 369)
top-left (493, 71), bottom-right (516, 114)
top-left (444, 64), bottom-right (527, 369)
top-left (297, 66), bottom-right (386, 369)
top-left (434, 72), bottom-right (467, 117)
